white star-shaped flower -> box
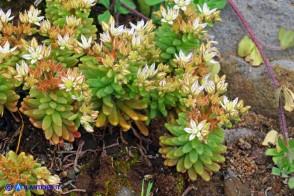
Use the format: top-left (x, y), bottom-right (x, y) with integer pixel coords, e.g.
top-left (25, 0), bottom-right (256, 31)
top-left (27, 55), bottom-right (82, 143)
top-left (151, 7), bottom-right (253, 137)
top-left (161, 7), bottom-right (179, 25)
top-left (184, 120), bottom-right (206, 141)
top-left (99, 31), bottom-right (111, 43)
top-left (110, 22), bottom-right (124, 37)
top-left (175, 50), bottom-right (193, 64)
top-left (27, 8), bottom-right (44, 26)
top-left (197, 3), bottom-right (217, 16)
top-left (220, 96), bottom-right (239, 112)
top-left (77, 35), bottom-right (92, 49)
top-left (130, 20), bottom-right (148, 33)
top-left (22, 46), bottom-right (43, 64)
top-left (203, 47), bottom-right (218, 64)
top-left (57, 34), bottom-right (70, 50)
top-left (16, 61), bottom-right (29, 77)
top-left (192, 17), bottom-right (207, 31)
top-left (174, 0), bottom-right (191, 11)
top-left (0, 9), bottom-right (14, 23)
top-left (191, 81), bottom-right (205, 95)
top-left (0, 41), bottom-right (17, 55)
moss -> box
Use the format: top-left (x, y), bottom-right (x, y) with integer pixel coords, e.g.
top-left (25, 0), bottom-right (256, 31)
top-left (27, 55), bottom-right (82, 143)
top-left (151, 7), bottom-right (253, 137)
top-left (176, 174), bottom-right (185, 195)
top-left (96, 148), bottom-right (141, 195)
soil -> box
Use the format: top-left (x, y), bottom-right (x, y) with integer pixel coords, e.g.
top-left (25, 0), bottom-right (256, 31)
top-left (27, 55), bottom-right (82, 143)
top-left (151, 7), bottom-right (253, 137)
top-left (1, 1), bottom-right (294, 196)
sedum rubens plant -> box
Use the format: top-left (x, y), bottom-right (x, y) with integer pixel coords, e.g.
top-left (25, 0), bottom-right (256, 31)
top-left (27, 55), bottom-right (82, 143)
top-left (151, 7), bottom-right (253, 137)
top-left (0, 151), bottom-right (60, 195)
top-left (19, 58), bottom-right (97, 144)
top-left (156, 1), bottom-right (250, 181)
top-left (45, 0), bottom-right (97, 39)
top-left (0, 0), bottom-right (250, 185)
top-left (0, 4), bottom-right (98, 144)
top-left (79, 18), bottom-right (159, 136)
top-left (0, 71), bottom-right (19, 116)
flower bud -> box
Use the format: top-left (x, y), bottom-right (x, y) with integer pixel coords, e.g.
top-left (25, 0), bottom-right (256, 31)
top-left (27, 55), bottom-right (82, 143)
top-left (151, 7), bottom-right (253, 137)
top-left (205, 81), bottom-right (215, 94)
top-left (216, 80), bottom-right (227, 92)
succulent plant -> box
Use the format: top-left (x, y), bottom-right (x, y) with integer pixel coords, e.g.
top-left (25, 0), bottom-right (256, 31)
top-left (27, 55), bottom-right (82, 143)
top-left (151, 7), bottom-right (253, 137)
top-left (154, 3), bottom-right (221, 62)
top-left (45, 0), bottom-right (98, 39)
top-left (0, 151), bottom-right (60, 195)
top-left (0, 75), bottom-right (19, 116)
top-left (159, 113), bottom-right (226, 181)
top-left (18, 59), bottom-right (96, 144)
top-left (20, 89), bottom-right (81, 144)
top-left (78, 18), bottom-right (162, 135)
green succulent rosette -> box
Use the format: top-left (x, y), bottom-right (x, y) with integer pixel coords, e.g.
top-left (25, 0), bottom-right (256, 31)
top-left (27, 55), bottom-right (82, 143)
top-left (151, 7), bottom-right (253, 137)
top-left (0, 75), bottom-right (19, 116)
top-left (159, 113), bottom-right (226, 181)
top-left (20, 89), bottom-right (80, 144)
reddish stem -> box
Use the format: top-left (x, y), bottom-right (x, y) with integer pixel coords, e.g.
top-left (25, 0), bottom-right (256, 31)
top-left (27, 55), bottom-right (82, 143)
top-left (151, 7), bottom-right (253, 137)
top-left (121, 2), bottom-right (150, 21)
top-left (227, 0), bottom-right (289, 143)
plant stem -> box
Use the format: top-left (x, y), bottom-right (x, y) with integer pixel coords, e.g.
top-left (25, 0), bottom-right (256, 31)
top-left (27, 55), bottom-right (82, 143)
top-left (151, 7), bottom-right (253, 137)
top-left (121, 2), bottom-right (150, 21)
top-left (16, 111), bottom-right (24, 154)
top-left (227, 0), bottom-right (289, 143)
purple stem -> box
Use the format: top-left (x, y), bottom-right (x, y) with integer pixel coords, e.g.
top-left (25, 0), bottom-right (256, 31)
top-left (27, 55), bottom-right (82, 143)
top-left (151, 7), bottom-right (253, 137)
top-left (228, 0), bottom-right (289, 143)
top-left (121, 2), bottom-right (150, 21)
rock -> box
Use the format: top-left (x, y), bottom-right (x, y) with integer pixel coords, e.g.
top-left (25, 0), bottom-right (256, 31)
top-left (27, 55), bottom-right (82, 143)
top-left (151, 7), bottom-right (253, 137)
top-left (210, 0), bottom-right (294, 123)
top-left (225, 128), bottom-right (264, 144)
top-left (251, 148), bottom-right (268, 165)
top-left (220, 57), bottom-right (294, 124)
top-left (116, 186), bottom-right (136, 196)
top-left (223, 169), bottom-right (251, 196)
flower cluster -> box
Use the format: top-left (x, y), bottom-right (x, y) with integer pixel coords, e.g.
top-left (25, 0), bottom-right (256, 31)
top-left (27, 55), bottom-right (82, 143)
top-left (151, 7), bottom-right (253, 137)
top-left (0, 151), bottom-right (60, 195)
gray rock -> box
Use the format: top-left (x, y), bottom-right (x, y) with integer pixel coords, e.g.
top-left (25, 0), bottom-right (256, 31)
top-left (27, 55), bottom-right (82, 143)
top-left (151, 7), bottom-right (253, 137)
top-left (225, 128), bottom-right (265, 143)
top-left (116, 186), bottom-right (136, 196)
top-left (224, 176), bottom-right (251, 196)
top-left (221, 57), bottom-right (294, 123)
top-left (210, 0), bottom-right (294, 123)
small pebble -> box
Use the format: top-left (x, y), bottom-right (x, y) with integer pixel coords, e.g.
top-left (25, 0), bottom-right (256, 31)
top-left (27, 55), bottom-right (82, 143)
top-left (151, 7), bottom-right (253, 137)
top-left (117, 186), bottom-right (136, 196)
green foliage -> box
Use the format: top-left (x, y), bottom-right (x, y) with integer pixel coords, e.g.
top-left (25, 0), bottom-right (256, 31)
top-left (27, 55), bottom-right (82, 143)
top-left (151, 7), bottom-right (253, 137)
top-left (137, 0), bottom-right (152, 16)
top-left (97, 0), bottom-right (136, 24)
top-left (0, 75), bottom-right (19, 116)
top-left (194, 0), bottom-right (227, 9)
top-left (20, 89), bottom-right (81, 144)
top-left (159, 113), bottom-right (227, 181)
top-left (98, 10), bottom-right (112, 24)
top-left (145, 0), bottom-right (164, 6)
top-left (0, 151), bottom-right (60, 195)
top-left (45, 0), bottom-right (98, 39)
top-left (79, 55), bottom-right (150, 134)
top-left (141, 179), bottom-right (153, 196)
top-left (266, 138), bottom-right (294, 189)
top-left (155, 25), bottom-right (201, 61)
top-left (278, 28), bottom-right (294, 49)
